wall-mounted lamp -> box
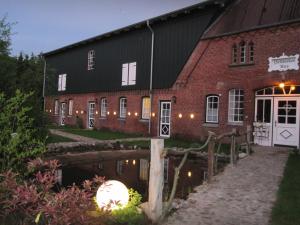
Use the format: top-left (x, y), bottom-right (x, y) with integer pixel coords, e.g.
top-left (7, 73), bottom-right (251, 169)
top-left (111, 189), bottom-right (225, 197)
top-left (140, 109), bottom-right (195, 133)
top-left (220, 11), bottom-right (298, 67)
top-left (171, 96), bottom-right (177, 104)
top-left (107, 111), bottom-right (110, 115)
top-left (188, 171), bottom-right (192, 178)
top-left (178, 113), bottom-right (183, 119)
top-left (134, 112), bottom-right (138, 116)
top-left (80, 110), bottom-right (84, 114)
top-left (279, 82), bottom-right (285, 89)
top-left (128, 112), bottom-right (131, 116)
top-left (132, 160), bottom-right (136, 166)
top-left (95, 111), bottom-right (99, 115)
top-left (190, 114), bottom-right (195, 119)
top-left (113, 111), bottom-right (117, 115)
top-left (152, 113), bottom-right (156, 117)
top-left (49, 109), bottom-right (52, 113)
top-left (76, 110), bottom-right (79, 114)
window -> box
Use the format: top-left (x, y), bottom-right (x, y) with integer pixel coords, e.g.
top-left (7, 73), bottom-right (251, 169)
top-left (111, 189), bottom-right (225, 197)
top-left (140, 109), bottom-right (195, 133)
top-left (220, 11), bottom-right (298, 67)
top-left (232, 44), bottom-right (238, 64)
top-left (88, 50), bottom-right (95, 70)
top-left (240, 42), bottom-right (246, 63)
top-left (249, 42), bottom-right (254, 63)
top-left (122, 62), bottom-right (136, 86)
top-left (142, 97), bottom-right (150, 119)
top-left (54, 100), bottom-right (59, 115)
top-left (228, 89), bottom-right (244, 123)
top-left (119, 97), bottom-right (127, 118)
top-left (58, 74), bottom-right (67, 91)
top-left (100, 98), bottom-right (107, 117)
top-left (206, 95), bottom-right (219, 123)
top-left (68, 99), bottom-right (73, 115)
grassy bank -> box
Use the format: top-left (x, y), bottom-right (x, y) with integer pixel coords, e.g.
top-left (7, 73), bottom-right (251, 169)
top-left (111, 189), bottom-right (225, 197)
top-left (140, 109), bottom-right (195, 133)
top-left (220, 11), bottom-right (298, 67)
top-left (46, 134), bottom-right (75, 144)
top-left (270, 153), bottom-right (300, 225)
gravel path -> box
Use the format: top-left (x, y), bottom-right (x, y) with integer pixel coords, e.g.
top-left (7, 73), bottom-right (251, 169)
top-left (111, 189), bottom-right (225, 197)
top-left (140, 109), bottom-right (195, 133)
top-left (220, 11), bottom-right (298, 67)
top-left (163, 146), bottom-right (289, 225)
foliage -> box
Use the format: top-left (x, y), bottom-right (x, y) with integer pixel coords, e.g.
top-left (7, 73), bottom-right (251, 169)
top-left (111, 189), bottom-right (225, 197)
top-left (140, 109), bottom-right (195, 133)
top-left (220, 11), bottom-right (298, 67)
top-left (0, 90), bottom-right (45, 174)
top-left (0, 158), bottom-right (106, 225)
top-left (270, 153), bottom-right (300, 225)
top-left (0, 15), bottom-right (13, 56)
top-left (110, 189), bottom-right (145, 225)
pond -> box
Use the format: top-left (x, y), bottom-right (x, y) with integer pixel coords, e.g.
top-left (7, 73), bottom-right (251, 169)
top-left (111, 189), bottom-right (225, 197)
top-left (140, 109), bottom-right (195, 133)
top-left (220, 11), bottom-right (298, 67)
top-left (58, 152), bottom-right (222, 201)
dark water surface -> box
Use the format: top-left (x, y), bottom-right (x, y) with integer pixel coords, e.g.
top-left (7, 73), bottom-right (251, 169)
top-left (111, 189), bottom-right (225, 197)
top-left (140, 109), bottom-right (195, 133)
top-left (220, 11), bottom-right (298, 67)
top-left (61, 155), bottom-right (211, 201)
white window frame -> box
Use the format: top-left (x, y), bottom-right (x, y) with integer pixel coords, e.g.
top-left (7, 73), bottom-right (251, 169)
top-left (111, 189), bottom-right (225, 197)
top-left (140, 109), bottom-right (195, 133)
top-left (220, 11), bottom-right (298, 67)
top-left (122, 62), bottom-right (136, 86)
top-left (249, 43), bottom-right (254, 63)
top-left (206, 95), bottom-right (219, 123)
top-left (100, 98), bottom-right (107, 117)
top-left (54, 100), bottom-right (59, 115)
top-left (88, 50), bottom-right (95, 70)
top-left (58, 74), bottom-right (67, 91)
top-left (119, 97), bottom-right (127, 118)
top-left (240, 42), bottom-right (246, 64)
top-left (228, 89), bottom-right (244, 123)
top-left (232, 44), bottom-right (238, 64)
top-left (142, 97), bottom-right (150, 120)
top-left (68, 99), bottom-right (73, 116)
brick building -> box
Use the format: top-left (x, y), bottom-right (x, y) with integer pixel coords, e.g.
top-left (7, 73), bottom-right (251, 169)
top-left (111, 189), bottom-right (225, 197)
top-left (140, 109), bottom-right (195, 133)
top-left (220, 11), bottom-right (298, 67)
top-left (44, 0), bottom-right (300, 148)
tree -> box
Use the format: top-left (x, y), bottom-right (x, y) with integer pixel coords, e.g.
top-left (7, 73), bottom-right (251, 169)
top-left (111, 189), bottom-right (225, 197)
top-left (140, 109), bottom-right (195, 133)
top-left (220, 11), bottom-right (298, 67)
top-left (0, 16), bottom-right (13, 56)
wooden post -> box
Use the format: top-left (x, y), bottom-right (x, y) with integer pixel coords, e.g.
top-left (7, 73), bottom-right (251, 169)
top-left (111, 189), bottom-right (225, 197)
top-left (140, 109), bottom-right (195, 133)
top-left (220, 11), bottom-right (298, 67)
top-left (246, 125), bottom-right (251, 155)
top-left (148, 138), bottom-right (164, 222)
top-left (207, 138), bottom-right (215, 183)
top-left (230, 128), bottom-right (236, 166)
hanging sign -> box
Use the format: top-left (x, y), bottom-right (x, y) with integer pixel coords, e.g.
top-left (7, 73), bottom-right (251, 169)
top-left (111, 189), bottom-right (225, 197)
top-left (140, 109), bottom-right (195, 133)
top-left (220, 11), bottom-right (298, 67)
top-left (268, 53), bottom-right (299, 72)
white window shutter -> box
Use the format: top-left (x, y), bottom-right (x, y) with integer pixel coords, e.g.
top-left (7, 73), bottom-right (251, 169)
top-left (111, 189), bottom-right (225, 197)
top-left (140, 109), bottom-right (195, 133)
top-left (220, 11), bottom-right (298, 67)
top-left (58, 75), bottom-right (61, 91)
top-left (122, 63), bottom-right (128, 86)
top-left (128, 62), bottom-right (136, 85)
top-left (62, 74), bottom-right (67, 91)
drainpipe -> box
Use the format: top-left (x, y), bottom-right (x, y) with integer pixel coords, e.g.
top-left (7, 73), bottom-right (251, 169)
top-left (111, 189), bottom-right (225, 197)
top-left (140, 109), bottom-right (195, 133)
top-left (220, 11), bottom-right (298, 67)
top-left (42, 56), bottom-right (47, 111)
top-left (147, 20), bottom-right (154, 135)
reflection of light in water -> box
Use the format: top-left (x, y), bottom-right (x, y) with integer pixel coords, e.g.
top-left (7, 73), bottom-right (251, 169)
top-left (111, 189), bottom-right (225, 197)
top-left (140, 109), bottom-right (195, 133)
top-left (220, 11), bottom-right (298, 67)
top-left (96, 180), bottom-right (129, 211)
top-left (132, 160), bottom-right (136, 165)
top-left (188, 171), bottom-right (192, 177)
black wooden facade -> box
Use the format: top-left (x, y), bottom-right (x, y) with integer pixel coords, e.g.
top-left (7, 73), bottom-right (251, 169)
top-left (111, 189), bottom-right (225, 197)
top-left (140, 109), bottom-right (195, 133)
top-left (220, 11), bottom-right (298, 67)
top-left (44, 1), bottom-right (230, 96)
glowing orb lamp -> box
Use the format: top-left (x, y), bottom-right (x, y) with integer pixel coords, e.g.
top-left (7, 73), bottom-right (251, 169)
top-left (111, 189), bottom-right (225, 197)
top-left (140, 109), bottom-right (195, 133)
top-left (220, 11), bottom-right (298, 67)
top-left (96, 180), bottom-right (129, 211)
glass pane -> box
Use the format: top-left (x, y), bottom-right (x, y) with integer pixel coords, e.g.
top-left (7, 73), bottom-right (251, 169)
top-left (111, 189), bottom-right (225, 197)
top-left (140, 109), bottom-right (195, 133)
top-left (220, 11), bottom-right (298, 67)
top-left (256, 100), bottom-right (263, 122)
top-left (265, 88), bottom-right (273, 95)
top-left (274, 87), bottom-right (284, 94)
top-left (278, 108), bottom-right (286, 116)
top-left (278, 116), bottom-right (286, 123)
top-left (288, 117), bottom-right (296, 124)
top-left (256, 90), bottom-right (264, 95)
top-left (288, 101), bottom-right (296, 108)
top-left (288, 109), bottom-right (296, 116)
top-left (264, 100), bottom-right (271, 123)
top-left (278, 101), bottom-right (286, 107)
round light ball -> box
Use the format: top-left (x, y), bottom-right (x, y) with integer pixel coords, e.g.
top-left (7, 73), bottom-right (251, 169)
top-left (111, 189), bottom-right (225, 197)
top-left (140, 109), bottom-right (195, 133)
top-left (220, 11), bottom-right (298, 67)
top-left (96, 180), bottom-right (129, 211)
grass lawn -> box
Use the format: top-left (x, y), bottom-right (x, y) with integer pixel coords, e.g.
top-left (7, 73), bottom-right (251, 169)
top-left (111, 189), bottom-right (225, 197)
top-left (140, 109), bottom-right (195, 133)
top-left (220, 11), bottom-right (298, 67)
top-left (58, 127), bottom-right (141, 140)
top-left (46, 134), bottom-right (75, 144)
top-left (270, 153), bottom-right (300, 225)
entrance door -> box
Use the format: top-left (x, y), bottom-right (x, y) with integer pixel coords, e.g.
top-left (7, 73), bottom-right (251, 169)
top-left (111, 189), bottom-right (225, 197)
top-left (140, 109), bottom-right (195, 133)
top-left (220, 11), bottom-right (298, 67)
top-left (159, 101), bottom-right (171, 137)
top-left (88, 102), bottom-right (95, 129)
top-left (273, 98), bottom-right (300, 147)
top-left (60, 103), bottom-right (66, 126)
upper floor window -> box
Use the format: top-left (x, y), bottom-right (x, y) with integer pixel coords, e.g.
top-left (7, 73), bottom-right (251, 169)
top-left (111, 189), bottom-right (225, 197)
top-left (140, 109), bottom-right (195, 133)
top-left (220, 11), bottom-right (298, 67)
top-left (68, 99), bottom-right (73, 115)
top-left (232, 44), bottom-right (238, 64)
top-left (119, 97), bottom-right (127, 118)
top-left (58, 74), bottom-right (67, 91)
top-left (249, 42), bottom-right (254, 63)
top-left (206, 95), bottom-right (219, 123)
top-left (231, 41), bottom-right (254, 65)
top-left (88, 50), bottom-right (95, 70)
top-left (122, 62), bottom-right (136, 86)
top-left (142, 97), bottom-right (150, 120)
top-left (54, 100), bottom-right (59, 115)
top-left (228, 89), bottom-right (244, 123)
top-left (100, 98), bottom-right (108, 117)
top-left (239, 41), bottom-right (246, 64)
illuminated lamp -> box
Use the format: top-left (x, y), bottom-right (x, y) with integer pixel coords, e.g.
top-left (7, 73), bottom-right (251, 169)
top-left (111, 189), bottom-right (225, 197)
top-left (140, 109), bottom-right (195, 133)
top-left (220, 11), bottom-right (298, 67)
top-left (113, 111), bottom-right (117, 115)
top-left (49, 109), bottom-right (52, 113)
top-left (291, 86), bottom-right (296, 91)
top-left (133, 160), bottom-right (136, 165)
top-left (178, 113), bottom-right (182, 118)
top-left (96, 180), bottom-right (129, 211)
top-left (279, 82), bottom-right (285, 89)
top-left (125, 160), bottom-right (129, 164)
top-left (134, 112), bottom-right (138, 116)
top-left (190, 114), bottom-right (195, 119)
top-left (107, 111), bottom-right (110, 115)
top-left (128, 112), bottom-right (131, 116)
top-left (95, 111), bottom-right (99, 115)
top-left (80, 110), bottom-right (84, 114)
top-left (152, 113), bottom-right (155, 117)
top-left (188, 171), bottom-right (192, 177)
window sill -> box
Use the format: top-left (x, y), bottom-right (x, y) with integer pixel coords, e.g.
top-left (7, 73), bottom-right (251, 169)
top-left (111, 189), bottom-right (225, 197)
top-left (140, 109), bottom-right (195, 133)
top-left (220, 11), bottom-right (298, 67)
top-left (139, 119), bottom-right (149, 123)
top-left (228, 122), bottom-right (244, 126)
top-left (229, 62), bottom-right (254, 68)
top-left (202, 123), bottom-right (219, 128)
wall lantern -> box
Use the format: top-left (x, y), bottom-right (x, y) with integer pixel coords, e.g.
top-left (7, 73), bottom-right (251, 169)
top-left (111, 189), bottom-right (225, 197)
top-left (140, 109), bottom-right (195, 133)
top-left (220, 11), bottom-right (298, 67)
top-left (80, 110), bottom-right (84, 114)
top-left (188, 171), bottom-right (192, 178)
top-left (190, 114), bottom-right (195, 119)
top-left (279, 82), bottom-right (296, 95)
top-left (178, 113), bottom-right (183, 118)
top-left (107, 111), bottom-right (110, 115)
top-left (128, 112), bottom-right (131, 116)
top-left (95, 111), bottom-right (99, 115)
top-left (152, 113), bottom-right (156, 117)
top-left (113, 111), bottom-right (117, 115)
top-left (134, 112), bottom-right (138, 116)
top-left (96, 180), bottom-right (129, 211)
top-left (49, 109), bottom-right (52, 113)
top-left (132, 160), bottom-right (136, 165)
top-left (171, 96), bottom-right (177, 104)
top-left (75, 110), bottom-right (79, 114)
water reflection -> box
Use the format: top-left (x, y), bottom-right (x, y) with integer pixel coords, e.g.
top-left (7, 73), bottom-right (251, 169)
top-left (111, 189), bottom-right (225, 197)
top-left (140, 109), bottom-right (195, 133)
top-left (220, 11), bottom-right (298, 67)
top-left (62, 156), bottom-right (211, 201)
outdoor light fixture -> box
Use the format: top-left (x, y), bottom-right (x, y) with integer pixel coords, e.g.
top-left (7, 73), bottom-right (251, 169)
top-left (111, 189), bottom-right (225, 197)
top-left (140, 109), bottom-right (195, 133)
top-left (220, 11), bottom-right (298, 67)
top-left (291, 85), bottom-right (296, 91)
top-left (190, 114), bottom-right (195, 119)
top-left (95, 111), bottom-right (99, 115)
top-left (75, 110), bottom-right (79, 114)
top-left (279, 82), bottom-right (285, 89)
top-left (133, 160), bottom-right (136, 165)
top-left (49, 109), bottom-right (52, 113)
top-left (188, 171), bottom-right (192, 177)
top-left (96, 180), bottom-right (129, 211)
top-left (134, 112), bottom-right (138, 116)
top-left (125, 160), bottom-right (129, 164)
top-left (113, 111), bottom-right (117, 115)
top-left (107, 111), bottom-right (110, 115)
top-left (152, 112), bottom-right (155, 117)
top-left (80, 110), bottom-right (84, 114)
top-left (178, 113), bottom-right (183, 118)
top-left (128, 112), bottom-right (131, 116)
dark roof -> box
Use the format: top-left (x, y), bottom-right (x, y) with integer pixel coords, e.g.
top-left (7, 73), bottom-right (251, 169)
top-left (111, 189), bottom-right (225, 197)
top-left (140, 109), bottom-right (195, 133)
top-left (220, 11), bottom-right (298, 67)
top-left (43, 0), bottom-right (230, 56)
top-left (203, 0), bottom-right (300, 39)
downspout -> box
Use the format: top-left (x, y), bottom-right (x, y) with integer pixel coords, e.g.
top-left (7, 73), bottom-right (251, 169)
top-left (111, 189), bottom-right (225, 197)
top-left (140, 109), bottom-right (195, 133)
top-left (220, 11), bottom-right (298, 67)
top-left (147, 20), bottom-right (154, 135)
top-left (42, 56), bottom-right (47, 111)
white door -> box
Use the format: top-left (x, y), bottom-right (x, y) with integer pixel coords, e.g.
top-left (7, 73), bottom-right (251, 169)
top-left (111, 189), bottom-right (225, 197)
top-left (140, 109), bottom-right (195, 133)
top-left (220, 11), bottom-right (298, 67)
top-left (159, 101), bottom-right (171, 137)
top-left (254, 97), bottom-right (273, 146)
top-left (88, 102), bottom-right (95, 128)
top-left (273, 97), bottom-right (300, 147)
top-left (60, 103), bottom-right (66, 126)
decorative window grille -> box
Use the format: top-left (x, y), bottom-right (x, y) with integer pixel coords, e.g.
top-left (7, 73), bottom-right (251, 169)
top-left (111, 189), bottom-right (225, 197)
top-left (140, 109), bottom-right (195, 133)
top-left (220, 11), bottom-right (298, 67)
top-left (228, 89), bottom-right (244, 122)
top-left (100, 98), bottom-right (107, 117)
top-left (68, 99), bottom-right (73, 115)
top-left (119, 97), bottom-right (127, 118)
top-left (240, 42), bottom-right (246, 63)
top-left (206, 95), bottom-right (219, 123)
top-left (88, 50), bottom-right (95, 70)
top-left (54, 100), bottom-right (59, 115)
top-left (58, 74), bottom-right (67, 91)
top-left (122, 62), bottom-right (136, 86)
top-left (142, 97), bottom-right (150, 119)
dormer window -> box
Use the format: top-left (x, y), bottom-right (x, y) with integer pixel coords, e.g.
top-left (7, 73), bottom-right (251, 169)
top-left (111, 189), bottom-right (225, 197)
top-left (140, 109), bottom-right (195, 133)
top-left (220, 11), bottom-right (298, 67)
top-left (88, 50), bottom-right (95, 70)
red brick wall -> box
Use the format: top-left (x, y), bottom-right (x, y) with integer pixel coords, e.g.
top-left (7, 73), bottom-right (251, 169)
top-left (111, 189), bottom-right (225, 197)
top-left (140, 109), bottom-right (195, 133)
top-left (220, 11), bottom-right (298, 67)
top-left (45, 23), bottom-right (300, 140)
